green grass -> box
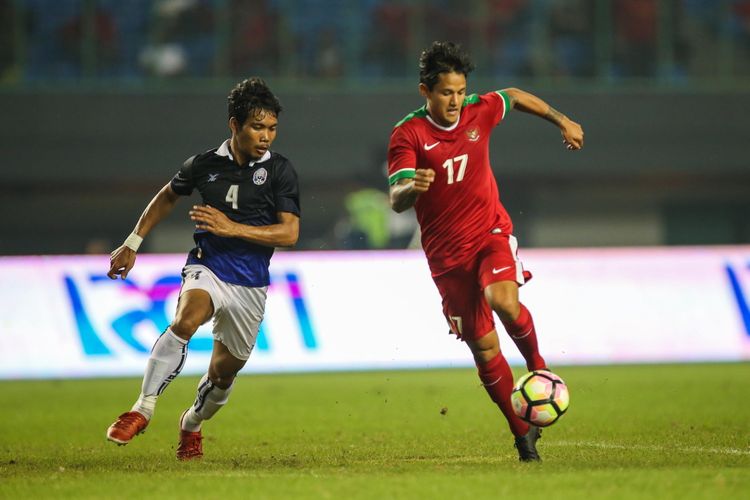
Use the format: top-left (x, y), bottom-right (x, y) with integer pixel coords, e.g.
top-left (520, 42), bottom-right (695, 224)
top-left (1, 363), bottom-right (749, 499)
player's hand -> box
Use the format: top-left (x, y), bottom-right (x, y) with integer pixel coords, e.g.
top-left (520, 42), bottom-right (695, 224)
top-left (560, 118), bottom-right (584, 150)
top-left (190, 205), bottom-right (238, 238)
top-left (413, 168), bottom-right (436, 193)
top-left (107, 245), bottom-right (136, 280)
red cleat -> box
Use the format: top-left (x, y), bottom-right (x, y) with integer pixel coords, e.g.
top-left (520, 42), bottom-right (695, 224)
top-left (176, 429), bottom-right (203, 460)
top-left (106, 411), bottom-right (148, 445)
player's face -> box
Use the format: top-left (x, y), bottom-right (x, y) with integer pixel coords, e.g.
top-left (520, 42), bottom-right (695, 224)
top-left (420, 71), bottom-right (467, 127)
top-left (231, 110), bottom-right (278, 160)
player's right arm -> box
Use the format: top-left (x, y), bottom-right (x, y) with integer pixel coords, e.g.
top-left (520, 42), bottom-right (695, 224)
top-left (388, 169), bottom-right (435, 213)
top-left (107, 183), bottom-right (181, 279)
top-left (387, 123), bottom-right (436, 213)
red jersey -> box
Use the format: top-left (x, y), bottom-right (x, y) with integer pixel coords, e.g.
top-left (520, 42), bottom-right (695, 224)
top-left (387, 91), bottom-right (513, 276)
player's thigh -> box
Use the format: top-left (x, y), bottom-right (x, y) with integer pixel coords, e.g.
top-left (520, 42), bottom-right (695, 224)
top-left (172, 289), bottom-right (214, 338)
top-left (174, 265), bottom-right (219, 337)
top-left (484, 280), bottom-right (520, 319)
top-left (433, 265), bottom-right (494, 342)
top-left (477, 234), bottom-right (525, 318)
top-left (477, 233), bottom-right (528, 289)
top-left (208, 340), bottom-right (247, 388)
top-left (212, 284), bottom-right (267, 362)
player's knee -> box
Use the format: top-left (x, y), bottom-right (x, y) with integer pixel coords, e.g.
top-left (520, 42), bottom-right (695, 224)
top-left (472, 344), bottom-right (500, 364)
top-left (208, 369), bottom-right (236, 389)
top-left (468, 333), bottom-right (501, 364)
top-left (488, 293), bottom-right (520, 322)
top-left (170, 316), bottom-right (202, 340)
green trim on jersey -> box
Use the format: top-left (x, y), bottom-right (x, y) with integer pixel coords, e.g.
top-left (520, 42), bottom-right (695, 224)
top-left (394, 106), bottom-right (428, 128)
top-left (388, 168), bottom-right (416, 185)
top-left (462, 93), bottom-right (480, 106)
top-left (395, 93), bottom-right (487, 128)
top-left (495, 90), bottom-right (511, 117)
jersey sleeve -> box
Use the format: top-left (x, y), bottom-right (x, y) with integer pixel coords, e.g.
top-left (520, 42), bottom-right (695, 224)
top-left (387, 125), bottom-right (418, 186)
top-left (273, 159), bottom-right (301, 216)
top-left (170, 155), bottom-right (197, 196)
top-left (485, 90), bottom-right (511, 126)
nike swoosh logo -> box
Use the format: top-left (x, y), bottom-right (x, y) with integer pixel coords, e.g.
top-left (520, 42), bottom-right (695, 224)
top-left (424, 142), bottom-right (440, 151)
top-left (492, 266), bottom-right (512, 274)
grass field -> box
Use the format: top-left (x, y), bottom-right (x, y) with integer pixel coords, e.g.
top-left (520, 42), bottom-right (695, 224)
top-left (1, 363), bottom-right (749, 499)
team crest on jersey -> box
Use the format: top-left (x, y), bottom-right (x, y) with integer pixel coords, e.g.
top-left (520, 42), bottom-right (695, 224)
top-left (253, 167), bottom-right (268, 185)
top-left (466, 127), bottom-right (480, 142)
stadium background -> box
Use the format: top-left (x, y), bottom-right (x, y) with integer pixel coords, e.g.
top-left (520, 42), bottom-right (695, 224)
top-left (1, 0), bottom-right (749, 256)
top-left (2, 0), bottom-right (749, 373)
top-left (1, 1), bottom-right (749, 498)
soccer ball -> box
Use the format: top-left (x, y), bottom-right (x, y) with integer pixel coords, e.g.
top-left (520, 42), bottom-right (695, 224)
top-left (510, 370), bottom-right (569, 427)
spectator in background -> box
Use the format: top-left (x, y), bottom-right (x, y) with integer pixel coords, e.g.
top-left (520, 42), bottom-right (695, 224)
top-left (486, 0), bottom-right (536, 78)
top-left (335, 184), bottom-right (419, 250)
top-left (0, 1), bottom-right (14, 79)
top-left (24, 0), bottom-right (149, 79)
top-left (614, 0), bottom-right (658, 77)
top-left (230, 0), bottom-right (280, 76)
top-left (425, 0), bottom-right (473, 49)
top-left (277, 0), bottom-right (349, 77)
top-left (59, 4), bottom-right (119, 74)
top-left (98, 0), bottom-right (152, 78)
top-left (24, 0), bottom-right (83, 79)
top-left (316, 27), bottom-right (344, 78)
top-left (548, 0), bottom-right (595, 78)
top-left (139, 0), bottom-right (216, 77)
top-left (362, 0), bottom-right (412, 77)
top-left (731, 0), bottom-right (750, 75)
top-left (338, 186), bottom-right (391, 250)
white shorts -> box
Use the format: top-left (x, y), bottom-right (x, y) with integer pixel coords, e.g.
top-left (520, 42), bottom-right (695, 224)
top-left (180, 264), bottom-right (267, 361)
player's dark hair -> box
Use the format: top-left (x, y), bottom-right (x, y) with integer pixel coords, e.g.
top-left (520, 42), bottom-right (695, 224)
top-left (419, 41), bottom-right (475, 90)
top-left (228, 77), bottom-right (282, 125)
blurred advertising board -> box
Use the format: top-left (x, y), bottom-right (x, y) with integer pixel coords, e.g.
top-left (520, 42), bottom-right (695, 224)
top-left (1, 247), bottom-right (749, 379)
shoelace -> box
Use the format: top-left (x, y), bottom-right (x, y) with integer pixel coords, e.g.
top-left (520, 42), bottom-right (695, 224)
top-left (181, 433), bottom-right (202, 448)
top-left (117, 413), bottom-right (144, 428)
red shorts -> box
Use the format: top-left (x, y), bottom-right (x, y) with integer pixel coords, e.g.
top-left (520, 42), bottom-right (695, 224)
top-left (432, 233), bottom-right (531, 341)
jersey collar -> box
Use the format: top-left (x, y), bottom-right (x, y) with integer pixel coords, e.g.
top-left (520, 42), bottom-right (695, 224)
top-left (425, 109), bottom-right (461, 131)
top-left (215, 139), bottom-right (271, 166)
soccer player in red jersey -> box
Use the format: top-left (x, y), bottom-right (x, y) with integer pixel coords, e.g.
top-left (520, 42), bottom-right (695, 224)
top-left (387, 41), bottom-right (584, 461)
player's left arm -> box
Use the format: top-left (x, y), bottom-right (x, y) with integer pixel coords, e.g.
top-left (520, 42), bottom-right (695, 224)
top-left (501, 88), bottom-right (584, 150)
top-left (189, 206), bottom-right (299, 247)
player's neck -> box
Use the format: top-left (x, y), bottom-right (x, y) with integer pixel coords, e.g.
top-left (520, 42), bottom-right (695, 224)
top-left (229, 138), bottom-right (248, 166)
top-left (425, 106), bottom-right (461, 130)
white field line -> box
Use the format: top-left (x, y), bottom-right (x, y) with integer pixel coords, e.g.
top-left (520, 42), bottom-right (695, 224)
top-left (549, 440), bottom-right (750, 456)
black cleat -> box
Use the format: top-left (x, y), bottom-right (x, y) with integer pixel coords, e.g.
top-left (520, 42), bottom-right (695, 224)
top-left (514, 426), bottom-right (542, 462)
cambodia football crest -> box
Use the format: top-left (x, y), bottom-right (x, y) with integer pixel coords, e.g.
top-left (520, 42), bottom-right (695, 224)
top-left (466, 127), bottom-right (480, 142)
top-left (253, 167), bottom-right (268, 185)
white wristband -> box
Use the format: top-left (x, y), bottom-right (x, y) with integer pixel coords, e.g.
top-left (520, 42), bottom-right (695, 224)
top-left (123, 233), bottom-right (143, 252)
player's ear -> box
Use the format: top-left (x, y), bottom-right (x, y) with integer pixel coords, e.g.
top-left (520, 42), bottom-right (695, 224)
top-left (418, 83), bottom-right (429, 98)
top-left (229, 117), bottom-right (239, 135)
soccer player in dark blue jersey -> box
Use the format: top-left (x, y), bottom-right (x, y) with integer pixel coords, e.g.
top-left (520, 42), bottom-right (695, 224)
top-left (105, 78), bottom-right (300, 460)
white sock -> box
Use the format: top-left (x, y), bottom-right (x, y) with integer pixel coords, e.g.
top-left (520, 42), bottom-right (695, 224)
top-left (131, 328), bottom-right (188, 420)
top-left (181, 373), bottom-right (234, 432)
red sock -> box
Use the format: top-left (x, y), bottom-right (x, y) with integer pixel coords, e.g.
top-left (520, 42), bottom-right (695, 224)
top-left (501, 303), bottom-right (546, 371)
top-left (477, 352), bottom-right (529, 437)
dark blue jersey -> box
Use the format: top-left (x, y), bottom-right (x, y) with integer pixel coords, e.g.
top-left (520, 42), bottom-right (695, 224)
top-left (170, 140), bottom-right (300, 287)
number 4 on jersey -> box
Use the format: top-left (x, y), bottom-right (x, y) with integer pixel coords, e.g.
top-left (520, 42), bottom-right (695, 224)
top-left (442, 154), bottom-right (468, 184)
top-left (225, 184), bottom-right (239, 209)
